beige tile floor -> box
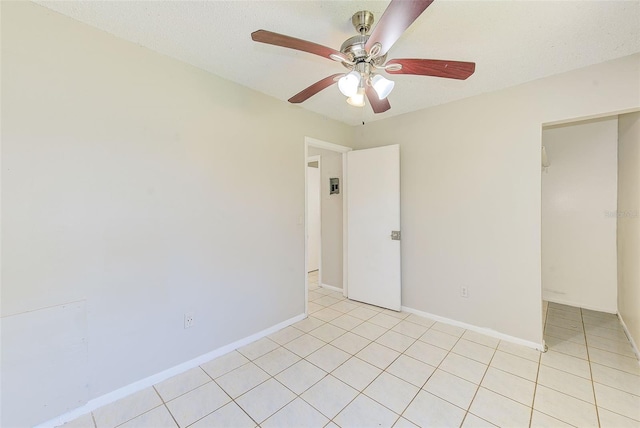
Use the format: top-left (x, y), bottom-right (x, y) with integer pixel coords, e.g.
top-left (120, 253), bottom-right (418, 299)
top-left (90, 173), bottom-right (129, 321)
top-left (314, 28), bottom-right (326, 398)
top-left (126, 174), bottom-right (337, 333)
top-left (62, 272), bottom-right (640, 427)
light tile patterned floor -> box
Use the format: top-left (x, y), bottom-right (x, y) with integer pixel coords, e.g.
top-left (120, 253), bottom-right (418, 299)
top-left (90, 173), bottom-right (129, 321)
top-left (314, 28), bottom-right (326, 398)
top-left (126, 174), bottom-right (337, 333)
top-left (62, 272), bottom-right (640, 427)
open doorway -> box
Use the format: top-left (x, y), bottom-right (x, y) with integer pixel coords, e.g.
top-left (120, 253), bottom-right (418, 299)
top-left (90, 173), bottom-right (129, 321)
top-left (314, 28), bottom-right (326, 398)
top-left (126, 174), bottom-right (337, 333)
top-left (304, 138), bottom-right (403, 313)
top-left (541, 117), bottom-right (619, 313)
top-left (540, 111), bottom-right (640, 361)
top-left (304, 137), bottom-right (351, 310)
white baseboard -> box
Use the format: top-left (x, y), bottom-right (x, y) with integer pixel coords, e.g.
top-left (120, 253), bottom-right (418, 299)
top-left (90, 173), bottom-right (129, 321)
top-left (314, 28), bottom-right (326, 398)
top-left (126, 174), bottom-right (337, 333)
top-left (543, 296), bottom-right (617, 314)
top-left (321, 283), bottom-right (342, 293)
top-left (36, 313), bottom-right (306, 428)
top-left (618, 313), bottom-right (640, 363)
top-left (401, 306), bottom-right (544, 352)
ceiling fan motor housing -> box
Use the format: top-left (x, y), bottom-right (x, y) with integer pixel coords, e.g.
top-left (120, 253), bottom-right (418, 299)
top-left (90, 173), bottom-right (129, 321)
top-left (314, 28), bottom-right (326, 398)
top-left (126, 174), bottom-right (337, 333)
top-left (341, 11), bottom-right (386, 67)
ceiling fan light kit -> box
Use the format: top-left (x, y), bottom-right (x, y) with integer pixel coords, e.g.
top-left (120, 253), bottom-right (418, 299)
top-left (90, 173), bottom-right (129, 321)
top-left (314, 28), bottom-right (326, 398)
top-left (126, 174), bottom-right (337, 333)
top-left (371, 74), bottom-right (395, 100)
top-left (347, 90), bottom-right (366, 107)
top-left (338, 70), bottom-right (361, 97)
top-left (251, 0), bottom-right (476, 114)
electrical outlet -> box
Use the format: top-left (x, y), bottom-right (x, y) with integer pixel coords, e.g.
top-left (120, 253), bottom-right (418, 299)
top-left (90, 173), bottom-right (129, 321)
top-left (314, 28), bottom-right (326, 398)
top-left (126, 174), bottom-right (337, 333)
top-left (184, 312), bottom-right (194, 329)
top-left (460, 286), bottom-right (469, 298)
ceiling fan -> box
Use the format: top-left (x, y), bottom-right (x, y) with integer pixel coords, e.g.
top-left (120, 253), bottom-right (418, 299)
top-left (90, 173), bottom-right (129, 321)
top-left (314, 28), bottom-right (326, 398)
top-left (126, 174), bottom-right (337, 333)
top-left (251, 0), bottom-right (475, 114)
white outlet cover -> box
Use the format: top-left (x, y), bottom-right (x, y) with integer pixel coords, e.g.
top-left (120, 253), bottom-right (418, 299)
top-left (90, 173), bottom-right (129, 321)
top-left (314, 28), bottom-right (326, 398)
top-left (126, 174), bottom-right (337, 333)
top-left (184, 312), bottom-right (195, 328)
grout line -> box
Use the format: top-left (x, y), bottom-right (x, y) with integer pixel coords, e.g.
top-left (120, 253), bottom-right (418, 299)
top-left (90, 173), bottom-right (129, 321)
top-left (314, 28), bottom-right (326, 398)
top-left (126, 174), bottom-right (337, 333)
top-left (582, 307), bottom-right (602, 428)
top-left (397, 327), bottom-right (469, 425)
top-left (337, 340), bottom-right (418, 424)
top-left (528, 307), bottom-right (546, 428)
top-left (460, 340), bottom-right (498, 427)
top-left (545, 302), bottom-right (634, 425)
top-left (107, 387), bottom-right (169, 428)
top-left (212, 371), bottom-right (261, 427)
top-left (307, 305), bottom-right (424, 425)
top-left (111, 403), bottom-right (166, 428)
top-left (163, 403), bottom-right (180, 428)
top-left (152, 366), bottom-right (230, 427)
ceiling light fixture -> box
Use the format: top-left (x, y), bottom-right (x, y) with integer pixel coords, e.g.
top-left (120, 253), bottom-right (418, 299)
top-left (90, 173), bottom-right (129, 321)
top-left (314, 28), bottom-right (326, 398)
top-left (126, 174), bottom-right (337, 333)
top-left (339, 63), bottom-right (395, 108)
top-left (334, 16), bottom-right (400, 108)
top-left (338, 70), bottom-right (361, 97)
top-left (371, 74), bottom-right (395, 99)
top-left (347, 88), bottom-right (365, 107)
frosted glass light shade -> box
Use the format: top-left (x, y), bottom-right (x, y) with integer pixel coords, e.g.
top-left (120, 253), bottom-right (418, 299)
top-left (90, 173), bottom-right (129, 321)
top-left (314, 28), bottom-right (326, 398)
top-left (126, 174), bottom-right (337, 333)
top-left (338, 71), bottom-right (360, 97)
top-left (371, 74), bottom-right (395, 99)
top-left (347, 91), bottom-right (365, 107)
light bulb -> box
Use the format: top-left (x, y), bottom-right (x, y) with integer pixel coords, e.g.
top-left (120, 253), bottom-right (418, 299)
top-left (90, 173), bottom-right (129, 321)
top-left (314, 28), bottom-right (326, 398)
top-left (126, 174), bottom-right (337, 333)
top-left (371, 74), bottom-right (395, 99)
top-left (338, 71), bottom-right (360, 97)
top-left (347, 90), bottom-right (365, 107)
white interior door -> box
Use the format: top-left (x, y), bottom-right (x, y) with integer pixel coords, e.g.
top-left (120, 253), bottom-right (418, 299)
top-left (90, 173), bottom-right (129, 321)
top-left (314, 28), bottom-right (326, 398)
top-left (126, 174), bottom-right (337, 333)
top-left (347, 144), bottom-right (401, 310)
top-left (307, 162), bottom-right (321, 272)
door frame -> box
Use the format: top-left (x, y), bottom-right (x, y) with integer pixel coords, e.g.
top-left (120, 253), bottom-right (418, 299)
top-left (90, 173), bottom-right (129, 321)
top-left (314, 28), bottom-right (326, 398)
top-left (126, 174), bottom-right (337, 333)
top-left (304, 137), bottom-right (352, 314)
top-left (306, 155), bottom-right (322, 281)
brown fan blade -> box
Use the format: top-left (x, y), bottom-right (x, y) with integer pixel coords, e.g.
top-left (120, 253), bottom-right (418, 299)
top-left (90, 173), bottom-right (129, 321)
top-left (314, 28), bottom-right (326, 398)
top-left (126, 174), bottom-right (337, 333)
top-left (365, 86), bottom-right (391, 114)
top-left (288, 74), bottom-right (343, 104)
top-left (252, 30), bottom-right (348, 62)
top-left (385, 58), bottom-right (476, 80)
top-left (365, 0), bottom-right (434, 56)
top-left (385, 58), bottom-right (475, 80)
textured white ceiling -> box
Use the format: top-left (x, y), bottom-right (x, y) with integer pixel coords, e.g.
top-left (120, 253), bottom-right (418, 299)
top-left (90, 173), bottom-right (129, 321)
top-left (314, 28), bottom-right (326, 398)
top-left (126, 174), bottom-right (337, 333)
top-left (35, 0), bottom-right (640, 126)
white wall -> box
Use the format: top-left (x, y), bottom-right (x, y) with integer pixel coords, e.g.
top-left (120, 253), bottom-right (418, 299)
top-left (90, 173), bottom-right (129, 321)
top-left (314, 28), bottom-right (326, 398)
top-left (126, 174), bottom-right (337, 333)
top-left (0, 3), bottom-right (351, 426)
top-left (617, 112), bottom-right (640, 350)
top-left (307, 147), bottom-right (343, 289)
top-left (541, 118), bottom-right (619, 312)
top-left (352, 53), bottom-right (640, 345)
